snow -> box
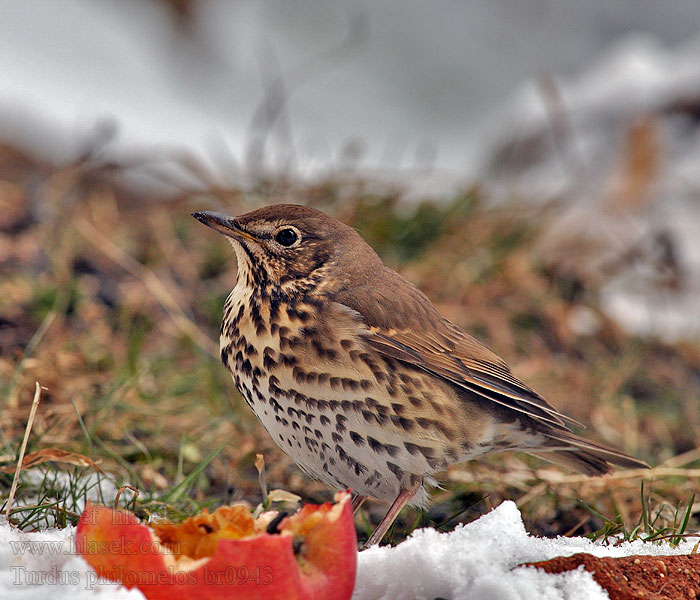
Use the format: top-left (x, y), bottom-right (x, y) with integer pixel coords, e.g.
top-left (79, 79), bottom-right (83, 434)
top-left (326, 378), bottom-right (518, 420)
top-left (1, 1), bottom-right (699, 180)
top-left (354, 501), bottom-right (698, 600)
top-left (0, 522), bottom-right (138, 599)
top-left (8, 471), bottom-right (119, 530)
top-left (477, 33), bottom-right (700, 343)
top-left (2, 500), bottom-right (697, 599)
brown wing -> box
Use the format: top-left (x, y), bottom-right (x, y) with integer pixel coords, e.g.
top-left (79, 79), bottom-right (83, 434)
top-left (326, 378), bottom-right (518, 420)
top-left (365, 323), bottom-right (580, 431)
top-left (331, 266), bottom-right (579, 432)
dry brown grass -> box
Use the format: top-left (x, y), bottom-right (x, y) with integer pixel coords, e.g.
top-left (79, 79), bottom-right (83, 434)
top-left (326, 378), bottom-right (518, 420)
top-left (0, 142), bottom-right (698, 543)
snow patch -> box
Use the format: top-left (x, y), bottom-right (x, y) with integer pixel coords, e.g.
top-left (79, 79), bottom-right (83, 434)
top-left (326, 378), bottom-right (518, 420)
top-left (3, 500), bottom-right (698, 599)
top-left (354, 501), bottom-right (698, 600)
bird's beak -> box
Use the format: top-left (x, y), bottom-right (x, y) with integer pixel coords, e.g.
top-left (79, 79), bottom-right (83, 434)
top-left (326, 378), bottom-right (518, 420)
top-left (191, 211), bottom-right (257, 243)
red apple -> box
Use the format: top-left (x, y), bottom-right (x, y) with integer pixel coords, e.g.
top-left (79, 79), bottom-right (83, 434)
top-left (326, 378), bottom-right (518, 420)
top-left (75, 491), bottom-right (357, 600)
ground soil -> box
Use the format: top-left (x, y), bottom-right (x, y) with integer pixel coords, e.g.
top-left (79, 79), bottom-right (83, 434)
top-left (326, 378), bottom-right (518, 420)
top-left (526, 552), bottom-right (700, 599)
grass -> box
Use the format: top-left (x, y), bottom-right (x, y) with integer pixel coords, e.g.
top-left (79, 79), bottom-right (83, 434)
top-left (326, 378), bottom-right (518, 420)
top-left (0, 142), bottom-right (698, 547)
top-left (584, 482), bottom-right (698, 547)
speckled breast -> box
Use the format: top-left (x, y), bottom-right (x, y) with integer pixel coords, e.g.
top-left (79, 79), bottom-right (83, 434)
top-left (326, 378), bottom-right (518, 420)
top-left (219, 283), bottom-right (466, 501)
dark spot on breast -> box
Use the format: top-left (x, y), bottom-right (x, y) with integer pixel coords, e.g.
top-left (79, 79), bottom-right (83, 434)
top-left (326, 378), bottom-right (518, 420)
top-left (385, 444), bottom-right (399, 457)
top-left (435, 422), bottom-right (455, 438)
top-left (365, 397), bottom-right (379, 409)
top-left (280, 353), bottom-right (297, 366)
top-left (404, 442), bottom-right (420, 456)
top-left (359, 353), bottom-right (373, 366)
top-left (269, 297), bottom-right (280, 320)
top-left (220, 343), bottom-right (232, 364)
top-left (391, 403), bottom-right (405, 415)
top-left (386, 462), bottom-right (403, 480)
top-left (391, 415), bottom-right (415, 432)
top-left (408, 395), bottom-right (423, 407)
top-left (381, 357), bottom-right (397, 373)
top-left (287, 306), bottom-right (311, 322)
top-left (416, 417), bottom-right (433, 430)
top-left (429, 400), bottom-right (445, 415)
top-left (349, 431), bottom-right (365, 446)
top-left (320, 415), bottom-right (330, 426)
top-left (418, 445), bottom-right (435, 458)
top-left (340, 339), bottom-right (353, 350)
top-left (367, 437), bottom-right (382, 453)
top-left (342, 378), bottom-right (359, 392)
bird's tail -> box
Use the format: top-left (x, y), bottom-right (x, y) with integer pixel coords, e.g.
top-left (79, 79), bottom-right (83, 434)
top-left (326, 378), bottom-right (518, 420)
top-left (530, 431), bottom-right (649, 476)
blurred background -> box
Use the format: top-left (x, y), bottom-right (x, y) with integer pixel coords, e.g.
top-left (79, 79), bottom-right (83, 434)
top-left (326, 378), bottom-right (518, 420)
top-left (2, 0), bottom-right (700, 337)
top-left (1, 0), bottom-right (699, 542)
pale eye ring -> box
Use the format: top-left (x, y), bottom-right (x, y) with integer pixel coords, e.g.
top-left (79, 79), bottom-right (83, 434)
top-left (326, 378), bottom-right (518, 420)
top-left (274, 227), bottom-right (300, 247)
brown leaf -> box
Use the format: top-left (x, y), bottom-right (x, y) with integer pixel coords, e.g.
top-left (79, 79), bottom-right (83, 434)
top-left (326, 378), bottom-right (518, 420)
top-left (0, 448), bottom-right (105, 474)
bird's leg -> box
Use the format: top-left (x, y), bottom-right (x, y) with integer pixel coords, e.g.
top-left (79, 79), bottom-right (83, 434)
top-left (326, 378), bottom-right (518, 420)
top-left (363, 481), bottom-right (421, 548)
top-left (352, 494), bottom-right (367, 514)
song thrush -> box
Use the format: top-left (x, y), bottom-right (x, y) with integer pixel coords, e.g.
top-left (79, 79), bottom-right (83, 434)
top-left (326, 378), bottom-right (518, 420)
top-left (193, 204), bottom-right (648, 546)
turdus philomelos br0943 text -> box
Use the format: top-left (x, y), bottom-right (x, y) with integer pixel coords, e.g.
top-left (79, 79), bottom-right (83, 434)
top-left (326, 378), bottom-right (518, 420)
top-left (193, 204), bottom-right (648, 546)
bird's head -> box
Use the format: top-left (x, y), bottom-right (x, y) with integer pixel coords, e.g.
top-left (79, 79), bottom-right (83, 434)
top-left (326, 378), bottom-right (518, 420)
top-left (192, 204), bottom-right (382, 297)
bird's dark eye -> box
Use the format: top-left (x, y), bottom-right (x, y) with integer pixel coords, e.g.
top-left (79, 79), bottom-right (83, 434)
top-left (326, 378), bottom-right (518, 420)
top-left (275, 228), bottom-right (298, 247)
